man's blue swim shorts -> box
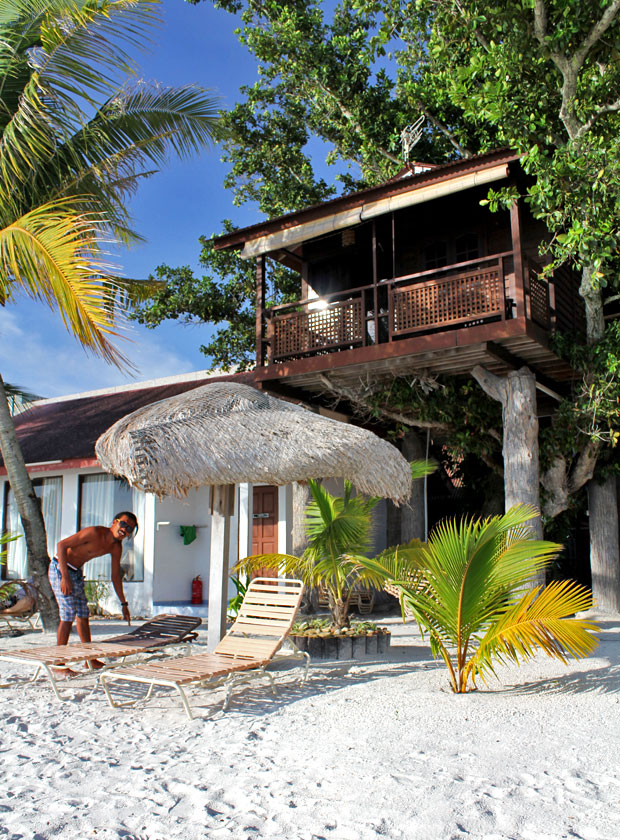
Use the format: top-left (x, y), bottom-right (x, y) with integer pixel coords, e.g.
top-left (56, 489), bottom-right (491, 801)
top-left (48, 558), bottom-right (90, 621)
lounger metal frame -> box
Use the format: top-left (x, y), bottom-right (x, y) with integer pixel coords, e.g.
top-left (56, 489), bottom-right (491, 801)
top-left (100, 578), bottom-right (307, 720)
top-left (0, 614), bottom-right (201, 701)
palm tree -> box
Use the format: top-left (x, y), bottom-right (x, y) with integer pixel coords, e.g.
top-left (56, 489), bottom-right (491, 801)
top-left (352, 504), bottom-right (599, 692)
top-left (0, 0), bottom-right (222, 628)
top-left (237, 462), bottom-right (435, 628)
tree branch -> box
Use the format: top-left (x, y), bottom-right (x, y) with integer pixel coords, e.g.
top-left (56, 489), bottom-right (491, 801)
top-left (567, 438), bottom-right (601, 495)
top-left (416, 101), bottom-right (473, 158)
top-left (314, 80), bottom-right (401, 167)
top-left (452, 0), bottom-right (491, 51)
top-left (574, 0), bottom-right (620, 71)
top-left (471, 365), bottom-right (507, 404)
top-left (574, 96), bottom-right (620, 140)
top-left (318, 374), bottom-right (448, 431)
top-left (534, 0), bottom-right (620, 140)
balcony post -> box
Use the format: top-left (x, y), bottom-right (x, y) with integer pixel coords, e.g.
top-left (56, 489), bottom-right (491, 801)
top-left (509, 197), bottom-right (527, 319)
top-left (371, 221), bottom-right (378, 346)
top-left (256, 255), bottom-right (266, 367)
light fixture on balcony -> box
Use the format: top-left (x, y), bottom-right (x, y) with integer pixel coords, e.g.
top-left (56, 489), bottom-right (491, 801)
top-left (308, 298), bottom-right (329, 311)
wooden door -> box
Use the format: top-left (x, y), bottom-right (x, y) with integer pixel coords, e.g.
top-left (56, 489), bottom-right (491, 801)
top-left (251, 486), bottom-right (278, 579)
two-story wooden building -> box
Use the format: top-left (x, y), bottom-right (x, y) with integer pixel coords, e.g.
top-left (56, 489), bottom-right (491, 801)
top-left (214, 148), bottom-right (583, 408)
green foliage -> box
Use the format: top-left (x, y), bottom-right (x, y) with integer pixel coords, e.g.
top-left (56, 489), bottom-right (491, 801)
top-left (84, 578), bottom-right (109, 616)
top-left (368, 375), bottom-right (502, 467)
top-left (132, 226), bottom-right (299, 370)
top-left (227, 573), bottom-right (249, 619)
top-left (352, 504), bottom-right (599, 692)
top-left (540, 323), bottom-right (620, 485)
top-left (236, 477), bottom-right (381, 627)
top-left (292, 618), bottom-right (379, 634)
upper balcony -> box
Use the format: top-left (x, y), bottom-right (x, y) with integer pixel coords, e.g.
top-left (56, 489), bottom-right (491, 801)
top-left (256, 252), bottom-right (583, 390)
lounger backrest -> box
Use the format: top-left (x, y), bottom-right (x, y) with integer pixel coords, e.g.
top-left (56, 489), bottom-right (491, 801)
top-left (215, 577), bottom-right (304, 662)
top-left (101, 614), bottom-right (201, 646)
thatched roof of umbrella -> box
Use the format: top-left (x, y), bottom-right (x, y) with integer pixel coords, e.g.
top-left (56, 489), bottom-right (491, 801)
top-left (95, 382), bottom-right (411, 503)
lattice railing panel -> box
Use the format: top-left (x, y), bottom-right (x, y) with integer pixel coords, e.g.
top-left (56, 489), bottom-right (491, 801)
top-left (393, 268), bottom-right (502, 335)
top-left (529, 270), bottom-right (550, 328)
top-left (273, 299), bottom-right (364, 360)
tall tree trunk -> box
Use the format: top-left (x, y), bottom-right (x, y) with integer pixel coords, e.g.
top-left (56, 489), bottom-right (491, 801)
top-left (472, 366), bottom-right (544, 584)
top-left (0, 374), bottom-right (58, 630)
top-left (580, 264), bottom-right (605, 344)
top-left (579, 262), bottom-right (620, 608)
top-left (401, 429), bottom-right (426, 542)
top-left (292, 481), bottom-right (316, 612)
top-left (588, 477), bottom-right (620, 613)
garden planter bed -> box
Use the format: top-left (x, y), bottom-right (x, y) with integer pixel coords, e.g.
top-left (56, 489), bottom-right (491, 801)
top-left (290, 629), bottom-right (391, 660)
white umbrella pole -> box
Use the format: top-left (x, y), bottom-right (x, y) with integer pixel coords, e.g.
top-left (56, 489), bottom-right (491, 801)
top-left (207, 484), bottom-right (233, 651)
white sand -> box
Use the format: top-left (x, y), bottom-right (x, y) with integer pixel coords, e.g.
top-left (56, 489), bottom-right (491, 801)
top-left (1, 613), bottom-right (619, 840)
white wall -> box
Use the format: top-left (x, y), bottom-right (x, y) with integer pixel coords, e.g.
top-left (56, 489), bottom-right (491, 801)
top-left (151, 486), bottom-right (212, 603)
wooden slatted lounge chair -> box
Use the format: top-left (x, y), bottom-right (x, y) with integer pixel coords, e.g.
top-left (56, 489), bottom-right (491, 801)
top-left (100, 578), bottom-right (307, 720)
top-left (0, 580), bottom-right (41, 634)
top-left (0, 613), bottom-right (201, 701)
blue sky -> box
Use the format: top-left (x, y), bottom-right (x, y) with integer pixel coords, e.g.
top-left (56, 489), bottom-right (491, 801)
top-left (1, 1), bottom-right (268, 399)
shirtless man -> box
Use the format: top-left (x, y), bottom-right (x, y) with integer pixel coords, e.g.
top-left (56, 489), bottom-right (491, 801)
top-left (48, 512), bottom-right (137, 672)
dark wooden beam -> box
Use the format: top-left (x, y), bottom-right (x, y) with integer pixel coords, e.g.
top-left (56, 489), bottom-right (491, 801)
top-left (509, 195), bottom-right (527, 319)
top-left (484, 341), bottom-right (564, 400)
top-left (256, 255), bottom-right (266, 368)
top-left (260, 380), bottom-right (312, 406)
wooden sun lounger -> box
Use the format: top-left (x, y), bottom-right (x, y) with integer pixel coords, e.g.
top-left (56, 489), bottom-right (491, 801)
top-left (100, 578), bottom-right (307, 720)
top-left (0, 614), bottom-right (201, 701)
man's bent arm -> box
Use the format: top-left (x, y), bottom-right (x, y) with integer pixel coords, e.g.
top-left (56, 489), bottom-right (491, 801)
top-left (55, 536), bottom-right (74, 595)
top-left (111, 546), bottom-right (131, 625)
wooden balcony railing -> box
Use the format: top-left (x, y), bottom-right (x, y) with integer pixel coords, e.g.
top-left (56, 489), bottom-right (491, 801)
top-left (264, 252), bottom-right (559, 364)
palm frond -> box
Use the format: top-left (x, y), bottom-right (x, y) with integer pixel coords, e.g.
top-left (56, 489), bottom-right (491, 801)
top-left (0, 199), bottom-right (130, 367)
top-left (469, 580), bottom-right (599, 683)
top-left (234, 553), bottom-right (308, 580)
top-left (410, 458), bottom-right (437, 481)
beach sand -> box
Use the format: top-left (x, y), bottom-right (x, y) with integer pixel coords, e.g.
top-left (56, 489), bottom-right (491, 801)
top-left (0, 613), bottom-right (619, 840)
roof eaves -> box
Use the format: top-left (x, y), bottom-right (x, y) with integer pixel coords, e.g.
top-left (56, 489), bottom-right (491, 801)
top-left (213, 148), bottom-right (518, 252)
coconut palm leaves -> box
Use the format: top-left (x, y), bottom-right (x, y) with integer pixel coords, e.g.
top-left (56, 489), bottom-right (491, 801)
top-left (353, 505), bottom-right (599, 692)
top-left (237, 463), bottom-right (436, 628)
top-left (0, 0), bottom-right (222, 364)
top-left (0, 199), bottom-right (127, 363)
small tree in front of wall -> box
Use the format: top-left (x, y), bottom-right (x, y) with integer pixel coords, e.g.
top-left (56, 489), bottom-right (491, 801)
top-left (236, 461), bottom-right (435, 628)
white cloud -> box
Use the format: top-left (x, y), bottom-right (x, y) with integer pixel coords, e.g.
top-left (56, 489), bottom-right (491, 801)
top-left (0, 301), bottom-right (213, 399)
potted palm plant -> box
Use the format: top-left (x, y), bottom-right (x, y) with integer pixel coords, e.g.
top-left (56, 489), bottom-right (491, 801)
top-left (235, 462), bottom-right (434, 659)
top-left (351, 504), bottom-right (599, 692)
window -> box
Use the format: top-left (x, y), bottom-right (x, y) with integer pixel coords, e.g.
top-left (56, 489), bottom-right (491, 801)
top-left (3, 477), bottom-right (62, 579)
top-left (455, 233), bottom-right (479, 263)
top-left (79, 474), bottom-right (145, 582)
top-left (424, 241), bottom-right (448, 270)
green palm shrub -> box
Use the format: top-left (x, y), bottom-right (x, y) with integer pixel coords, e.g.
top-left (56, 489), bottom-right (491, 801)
top-left (351, 504), bottom-right (599, 692)
top-left (236, 461), bottom-right (435, 628)
top-left (237, 478), bottom-right (379, 628)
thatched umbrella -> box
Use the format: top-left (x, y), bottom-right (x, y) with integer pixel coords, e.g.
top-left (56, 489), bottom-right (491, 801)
top-left (96, 382), bottom-right (412, 646)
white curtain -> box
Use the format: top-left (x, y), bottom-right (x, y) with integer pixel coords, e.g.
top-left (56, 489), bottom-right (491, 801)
top-left (41, 478), bottom-right (62, 557)
top-left (128, 486), bottom-right (145, 582)
top-left (4, 477), bottom-right (62, 578)
top-left (79, 474), bottom-right (144, 581)
top-left (80, 475), bottom-right (115, 580)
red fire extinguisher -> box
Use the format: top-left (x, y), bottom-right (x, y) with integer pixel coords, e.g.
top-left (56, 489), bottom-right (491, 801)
top-left (191, 575), bottom-right (203, 605)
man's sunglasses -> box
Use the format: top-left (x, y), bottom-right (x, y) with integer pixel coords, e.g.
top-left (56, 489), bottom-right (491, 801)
top-left (116, 519), bottom-right (135, 534)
